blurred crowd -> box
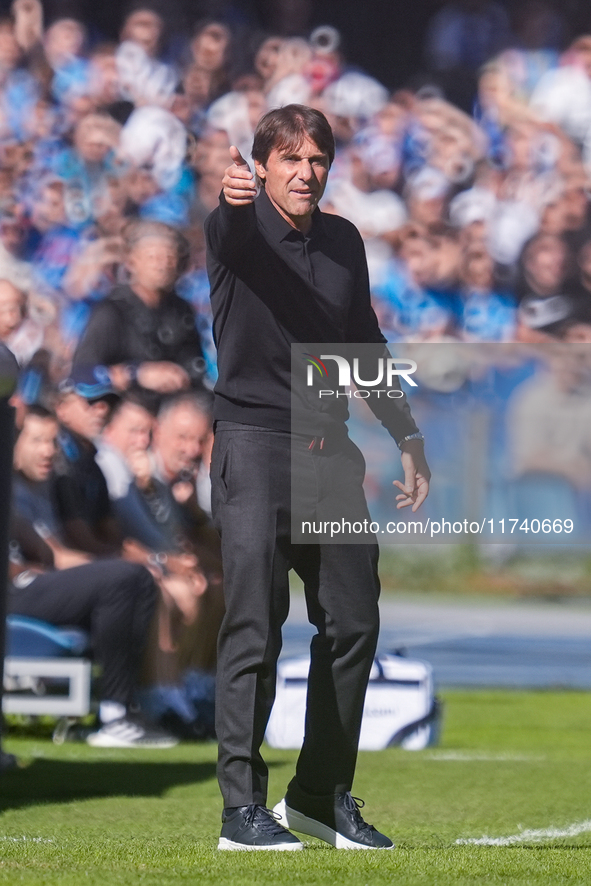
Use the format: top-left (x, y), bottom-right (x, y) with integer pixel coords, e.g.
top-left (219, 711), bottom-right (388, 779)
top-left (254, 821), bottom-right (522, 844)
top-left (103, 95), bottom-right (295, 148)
top-left (4, 0), bottom-right (591, 725)
top-left (0, 1), bottom-right (590, 395)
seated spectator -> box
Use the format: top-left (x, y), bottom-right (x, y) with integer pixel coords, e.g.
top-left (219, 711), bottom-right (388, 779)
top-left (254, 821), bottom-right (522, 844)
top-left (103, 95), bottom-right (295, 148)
top-left (507, 348), bottom-right (591, 488)
top-left (0, 209), bottom-right (34, 295)
top-left (96, 393), bottom-right (169, 550)
top-left (120, 7), bottom-right (164, 59)
top-left (52, 112), bottom-right (121, 226)
top-left (515, 232), bottom-right (578, 339)
top-left (0, 278), bottom-right (43, 365)
top-left (189, 20), bottom-right (232, 104)
top-left (113, 392), bottom-right (223, 673)
top-left (73, 220), bottom-right (206, 408)
top-left (459, 245), bottom-right (516, 341)
top-left (96, 393), bottom-right (215, 568)
top-left (30, 178), bottom-right (82, 291)
top-left (53, 365), bottom-right (122, 557)
top-left (9, 403), bottom-right (175, 748)
top-left (373, 223), bottom-right (457, 340)
top-left (55, 369), bottom-right (209, 655)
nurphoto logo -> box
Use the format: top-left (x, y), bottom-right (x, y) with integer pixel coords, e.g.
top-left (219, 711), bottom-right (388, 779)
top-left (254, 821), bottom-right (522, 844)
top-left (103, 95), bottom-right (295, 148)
top-left (304, 352), bottom-right (417, 399)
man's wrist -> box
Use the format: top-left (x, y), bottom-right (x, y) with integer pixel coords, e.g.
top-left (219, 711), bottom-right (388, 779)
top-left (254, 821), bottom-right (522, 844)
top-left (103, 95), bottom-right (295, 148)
top-left (147, 551), bottom-right (169, 575)
top-left (398, 432), bottom-right (425, 450)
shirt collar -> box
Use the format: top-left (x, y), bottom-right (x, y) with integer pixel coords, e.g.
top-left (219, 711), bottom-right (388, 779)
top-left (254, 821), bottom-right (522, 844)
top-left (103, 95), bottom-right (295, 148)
top-left (255, 186), bottom-right (331, 243)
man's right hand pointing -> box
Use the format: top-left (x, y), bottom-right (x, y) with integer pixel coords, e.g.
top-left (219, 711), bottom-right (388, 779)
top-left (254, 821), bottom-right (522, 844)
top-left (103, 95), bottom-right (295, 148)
top-left (222, 145), bottom-right (257, 205)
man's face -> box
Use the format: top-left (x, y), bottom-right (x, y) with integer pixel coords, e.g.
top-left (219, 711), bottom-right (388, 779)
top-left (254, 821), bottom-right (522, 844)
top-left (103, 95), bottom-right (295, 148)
top-left (57, 393), bottom-right (110, 441)
top-left (127, 236), bottom-right (179, 293)
top-left (104, 402), bottom-right (153, 459)
top-left (45, 19), bottom-right (85, 64)
top-left (525, 238), bottom-right (566, 292)
top-left (0, 281), bottom-right (22, 339)
top-left (191, 23), bottom-right (229, 72)
top-left (154, 406), bottom-right (211, 479)
top-left (34, 185), bottom-right (66, 231)
top-left (0, 26), bottom-right (20, 70)
top-left (0, 218), bottom-right (25, 255)
top-left (75, 121), bottom-right (113, 165)
top-left (123, 10), bottom-right (162, 57)
top-left (255, 135), bottom-right (330, 231)
top-left (15, 415), bottom-right (58, 482)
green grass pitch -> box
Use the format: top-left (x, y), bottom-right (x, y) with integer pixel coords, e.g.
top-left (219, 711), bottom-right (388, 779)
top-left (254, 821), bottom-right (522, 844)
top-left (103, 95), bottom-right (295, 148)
top-left (2, 690), bottom-right (591, 885)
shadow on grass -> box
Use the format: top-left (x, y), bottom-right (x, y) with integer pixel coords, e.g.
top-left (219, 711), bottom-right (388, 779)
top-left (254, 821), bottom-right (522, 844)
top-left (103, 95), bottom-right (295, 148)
top-left (0, 757), bottom-right (220, 812)
top-left (0, 756), bottom-right (290, 813)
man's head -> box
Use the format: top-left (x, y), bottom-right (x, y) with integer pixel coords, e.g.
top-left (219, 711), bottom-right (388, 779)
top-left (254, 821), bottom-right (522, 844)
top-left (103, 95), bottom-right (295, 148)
top-left (152, 393), bottom-right (212, 481)
top-left (0, 19), bottom-right (21, 71)
top-left (55, 366), bottom-right (116, 441)
top-left (191, 21), bottom-right (230, 72)
top-left (252, 104), bottom-right (334, 231)
top-left (102, 396), bottom-right (154, 459)
top-left (33, 180), bottom-right (66, 232)
top-left (523, 233), bottom-right (570, 295)
top-left (44, 18), bottom-right (85, 67)
top-left (121, 8), bottom-right (163, 57)
top-left (124, 220), bottom-right (187, 295)
top-left (0, 213), bottom-right (26, 256)
top-left (74, 113), bottom-right (120, 165)
top-left (14, 406), bottom-right (58, 482)
top-left (0, 279), bottom-right (25, 340)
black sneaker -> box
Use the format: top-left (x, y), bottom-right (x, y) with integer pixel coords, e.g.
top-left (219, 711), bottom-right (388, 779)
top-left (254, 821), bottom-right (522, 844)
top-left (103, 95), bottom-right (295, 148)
top-left (218, 805), bottom-right (303, 851)
top-left (273, 781), bottom-right (394, 849)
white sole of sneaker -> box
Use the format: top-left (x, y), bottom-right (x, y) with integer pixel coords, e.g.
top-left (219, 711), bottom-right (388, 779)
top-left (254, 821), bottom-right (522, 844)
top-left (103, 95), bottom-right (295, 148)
top-left (86, 735), bottom-right (177, 749)
top-left (217, 837), bottom-right (303, 851)
top-left (273, 800), bottom-right (394, 850)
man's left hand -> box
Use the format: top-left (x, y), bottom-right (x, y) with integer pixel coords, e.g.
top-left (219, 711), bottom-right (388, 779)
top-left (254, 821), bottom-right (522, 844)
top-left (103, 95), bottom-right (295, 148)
top-left (393, 440), bottom-right (431, 512)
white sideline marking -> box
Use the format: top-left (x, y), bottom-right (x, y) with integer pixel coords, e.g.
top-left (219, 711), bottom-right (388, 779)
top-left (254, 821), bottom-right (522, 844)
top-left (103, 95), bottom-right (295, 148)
top-left (426, 752), bottom-right (544, 762)
top-left (457, 820), bottom-right (591, 845)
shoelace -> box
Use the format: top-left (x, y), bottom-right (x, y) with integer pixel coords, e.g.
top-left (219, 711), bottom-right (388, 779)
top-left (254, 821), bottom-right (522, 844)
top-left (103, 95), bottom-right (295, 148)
top-left (242, 805), bottom-right (287, 836)
top-left (342, 793), bottom-right (375, 834)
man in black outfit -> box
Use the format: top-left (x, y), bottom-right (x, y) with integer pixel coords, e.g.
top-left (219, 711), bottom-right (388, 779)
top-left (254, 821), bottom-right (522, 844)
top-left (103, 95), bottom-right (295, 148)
top-left (205, 105), bottom-right (430, 851)
top-left (9, 405), bottom-right (175, 748)
top-left (73, 220), bottom-right (206, 408)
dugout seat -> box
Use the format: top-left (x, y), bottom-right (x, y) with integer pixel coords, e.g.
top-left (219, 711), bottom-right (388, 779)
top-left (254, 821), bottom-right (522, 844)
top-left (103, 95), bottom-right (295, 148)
top-left (3, 615), bottom-right (92, 719)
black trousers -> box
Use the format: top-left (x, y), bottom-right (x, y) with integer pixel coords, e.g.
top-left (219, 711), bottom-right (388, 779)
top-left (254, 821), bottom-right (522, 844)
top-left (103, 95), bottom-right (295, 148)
top-left (7, 560), bottom-right (157, 706)
top-left (210, 422), bottom-right (380, 808)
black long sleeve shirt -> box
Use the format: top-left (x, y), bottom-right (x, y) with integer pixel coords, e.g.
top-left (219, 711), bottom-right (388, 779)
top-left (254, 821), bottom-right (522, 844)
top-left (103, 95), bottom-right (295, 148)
top-left (205, 188), bottom-right (419, 442)
top-left (73, 284), bottom-right (206, 385)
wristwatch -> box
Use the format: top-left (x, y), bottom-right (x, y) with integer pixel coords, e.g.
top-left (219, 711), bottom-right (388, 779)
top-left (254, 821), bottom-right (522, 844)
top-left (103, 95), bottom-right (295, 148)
top-left (398, 432), bottom-right (425, 450)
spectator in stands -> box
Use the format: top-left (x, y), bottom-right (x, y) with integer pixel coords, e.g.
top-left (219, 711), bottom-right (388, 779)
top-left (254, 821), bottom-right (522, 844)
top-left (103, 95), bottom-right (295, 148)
top-left (0, 277), bottom-right (43, 365)
top-left (73, 220), bottom-right (206, 405)
top-left (424, 0), bottom-right (511, 110)
top-left (120, 392), bottom-right (223, 672)
top-left (9, 403), bottom-right (175, 748)
top-left (0, 209), bottom-right (33, 295)
top-left (54, 369), bottom-right (211, 664)
top-left (120, 7), bottom-right (164, 59)
top-left (507, 348), bottom-right (591, 489)
top-left (95, 393), bottom-right (159, 545)
top-left (373, 223), bottom-right (456, 340)
top-left (53, 364), bottom-right (122, 556)
top-left (189, 20), bottom-right (232, 104)
top-left (459, 244), bottom-right (516, 340)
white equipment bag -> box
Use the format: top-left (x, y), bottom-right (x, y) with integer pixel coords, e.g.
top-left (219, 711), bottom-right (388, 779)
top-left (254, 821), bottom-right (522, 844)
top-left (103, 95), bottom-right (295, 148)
top-left (265, 654), bottom-right (441, 751)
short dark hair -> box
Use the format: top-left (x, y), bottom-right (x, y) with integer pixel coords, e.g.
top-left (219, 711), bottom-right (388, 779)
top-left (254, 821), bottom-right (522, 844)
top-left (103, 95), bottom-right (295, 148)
top-left (24, 404), bottom-right (56, 422)
top-left (252, 104), bottom-right (335, 172)
top-left (16, 404), bottom-right (57, 439)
